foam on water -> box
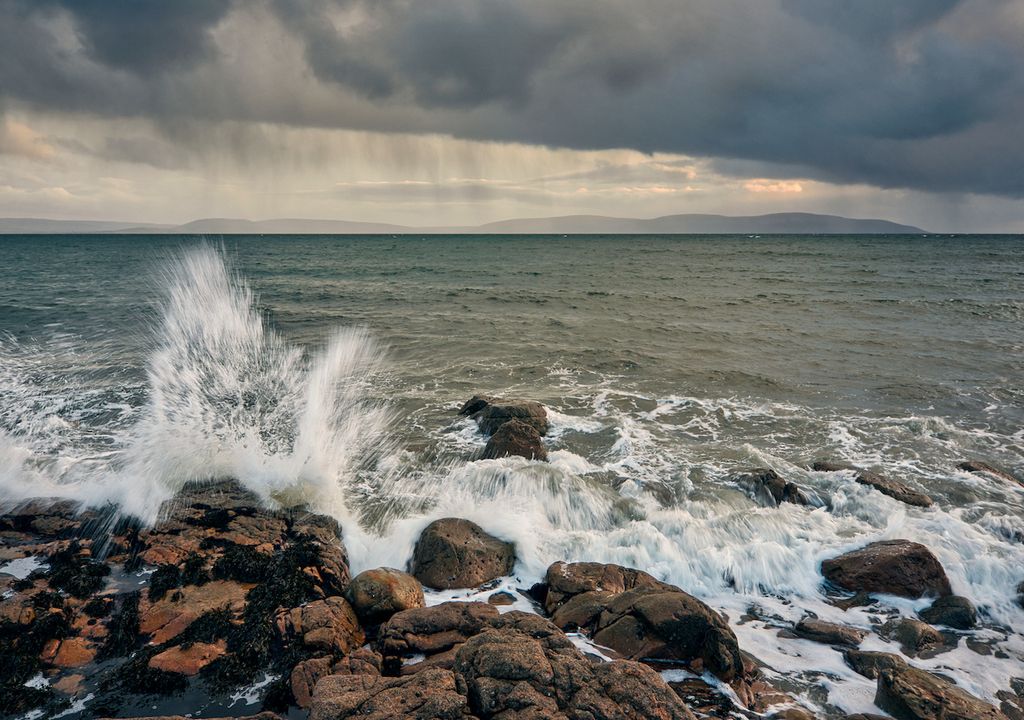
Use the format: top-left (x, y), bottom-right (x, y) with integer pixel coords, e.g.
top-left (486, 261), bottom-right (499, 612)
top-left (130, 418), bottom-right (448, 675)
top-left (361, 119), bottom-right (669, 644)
top-left (2, 244), bottom-right (1023, 717)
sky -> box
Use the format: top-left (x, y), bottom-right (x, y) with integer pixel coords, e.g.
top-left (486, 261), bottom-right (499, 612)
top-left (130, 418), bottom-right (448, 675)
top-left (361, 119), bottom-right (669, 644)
top-left (1, 0), bottom-right (1022, 231)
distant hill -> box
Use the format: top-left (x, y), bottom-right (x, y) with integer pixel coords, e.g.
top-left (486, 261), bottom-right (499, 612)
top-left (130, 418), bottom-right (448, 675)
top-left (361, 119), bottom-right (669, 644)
top-left (1, 212), bottom-right (926, 235)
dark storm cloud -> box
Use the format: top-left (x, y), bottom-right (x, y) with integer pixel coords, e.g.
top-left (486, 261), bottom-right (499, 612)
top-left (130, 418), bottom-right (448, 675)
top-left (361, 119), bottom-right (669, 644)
top-left (1, 0), bottom-right (1022, 197)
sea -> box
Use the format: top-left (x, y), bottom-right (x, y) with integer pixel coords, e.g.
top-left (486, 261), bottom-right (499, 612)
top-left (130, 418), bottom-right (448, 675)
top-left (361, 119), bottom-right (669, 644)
top-left (1, 234), bottom-right (1022, 717)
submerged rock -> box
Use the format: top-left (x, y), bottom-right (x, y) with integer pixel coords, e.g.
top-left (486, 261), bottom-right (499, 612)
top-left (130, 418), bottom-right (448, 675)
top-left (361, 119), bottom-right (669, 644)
top-left (919, 595), bottom-right (976, 630)
top-left (812, 461), bottom-right (932, 507)
top-left (736, 468), bottom-right (814, 507)
top-left (481, 417), bottom-right (548, 460)
top-left (876, 664), bottom-right (1007, 720)
top-left (821, 540), bottom-right (952, 598)
top-left (346, 567), bottom-right (424, 625)
top-left (544, 561), bottom-right (744, 682)
top-left (410, 518), bottom-right (515, 590)
top-left (958, 460), bottom-right (1022, 487)
top-left (459, 394), bottom-right (548, 436)
top-left (879, 618), bottom-right (946, 657)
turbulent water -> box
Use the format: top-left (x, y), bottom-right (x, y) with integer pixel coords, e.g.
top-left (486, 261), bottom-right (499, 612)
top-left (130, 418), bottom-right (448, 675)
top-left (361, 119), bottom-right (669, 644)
top-left (1, 234), bottom-right (1023, 716)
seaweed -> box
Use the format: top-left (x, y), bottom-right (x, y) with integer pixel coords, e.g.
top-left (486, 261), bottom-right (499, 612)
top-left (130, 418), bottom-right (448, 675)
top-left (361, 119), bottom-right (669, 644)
top-left (0, 609), bottom-right (71, 715)
top-left (46, 541), bottom-right (111, 598)
top-left (212, 544), bottom-right (269, 584)
top-left (83, 595), bottom-right (113, 619)
top-left (97, 591), bottom-right (140, 661)
top-left (148, 563), bottom-right (182, 601)
top-left (181, 552), bottom-right (211, 586)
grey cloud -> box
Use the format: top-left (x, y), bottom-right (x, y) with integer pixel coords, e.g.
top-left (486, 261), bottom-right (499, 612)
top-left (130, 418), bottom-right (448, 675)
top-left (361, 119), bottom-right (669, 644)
top-left (1, 0), bottom-right (1022, 198)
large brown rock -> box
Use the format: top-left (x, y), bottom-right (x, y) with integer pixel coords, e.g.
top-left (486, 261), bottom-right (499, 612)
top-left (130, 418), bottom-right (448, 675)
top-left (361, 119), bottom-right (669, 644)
top-left (821, 541), bottom-right (952, 598)
top-left (346, 567), bottom-right (425, 625)
top-left (452, 611), bottom-right (695, 720)
top-left (880, 618), bottom-right (946, 658)
top-left (378, 601), bottom-right (500, 672)
top-left (310, 667), bottom-right (470, 720)
top-left (281, 596), bottom-right (364, 655)
top-left (459, 395), bottom-right (548, 436)
top-left (792, 617), bottom-right (866, 647)
top-left (876, 664), bottom-right (1007, 720)
top-left (481, 418), bottom-right (548, 461)
top-left (918, 595), bottom-right (976, 630)
top-left (843, 649), bottom-right (908, 680)
top-left (410, 518), bottom-right (515, 590)
top-left (148, 641), bottom-right (227, 676)
top-left (543, 560), bottom-right (673, 613)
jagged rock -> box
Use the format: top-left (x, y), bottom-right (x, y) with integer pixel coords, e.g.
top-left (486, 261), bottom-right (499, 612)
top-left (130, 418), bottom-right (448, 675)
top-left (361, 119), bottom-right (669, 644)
top-left (346, 568), bottom-right (424, 625)
top-left (481, 418), bottom-right (548, 460)
top-left (378, 601), bottom-right (500, 673)
top-left (876, 664), bottom-right (1007, 720)
top-left (843, 649), bottom-right (908, 679)
top-left (821, 540), bottom-right (952, 598)
top-left (292, 657), bottom-right (334, 709)
top-left (736, 468), bottom-right (813, 506)
top-left (148, 640), bottom-right (227, 675)
top-left (880, 618), bottom-right (946, 657)
top-left (410, 518), bottom-right (515, 590)
top-left (919, 595), bottom-right (976, 630)
top-left (792, 617), bottom-right (866, 647)
top-left (543, 560), bottom-right (673, 613)
top-left (280, 596), bottom-right (364, 655)
top-left (459, 395), bottom-right (548, 436)
top-left (854, 471), bottom-right (933, 508)
top-left (310, 667), bottom-right (470, 720)
top-left (545, 562), bottom-right (743, 682)
top-left (958, 460), bottom-right (1022, 487)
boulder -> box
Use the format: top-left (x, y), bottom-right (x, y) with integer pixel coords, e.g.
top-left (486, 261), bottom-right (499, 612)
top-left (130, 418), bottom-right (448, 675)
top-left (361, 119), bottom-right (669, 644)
top-left (543, 560), bottom-right (673, 613)
top-left (821, 541), bottom-right (952, 598)
top-left (843, 649), bottom-right (908, 680)
top-left (459, 395), bottom-right (548, 436)
top-left (958, 460), bottom-right (1022, 487)
top-left (280, 596), bottom-right (364, 655)
top-left (876, 664), bottom-right (1007, 720)
top-left (547, 572), bottom-right (743, 681)
top-left (736, 469), bottom-right (813, 507)
top-left (346, 568), bottom-right (424, 625)
top-left (481, 418), bottom-right (548, 460)
top-left (880, 618), bottom-right (946, 657)
top-left (854, 471), bottom-right (933, 508)
top-left (378, 601), bottom-right (500, 672)
top-left (410, 518), bottom-right (515, 590)
top-left (310, 667), bottom-right (470, 720)
top-left (291, 657), bottom-right (335, 709)
top-left (919, 595), bottom-right (976, 630)
top-left (792, 617), bottom-right (866, 647)
top-left (451, 611), bottom-right (696, 719)
top-left (148, 640), bottom-right (227, 675)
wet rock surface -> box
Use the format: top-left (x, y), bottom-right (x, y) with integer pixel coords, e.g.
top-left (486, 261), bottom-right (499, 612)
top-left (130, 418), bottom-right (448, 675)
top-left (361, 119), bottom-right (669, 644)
top-left (918, 595), bottom-right (976, 630)
top-left (821, 540), bottom-right (953, 598)
top-left (791, 617), bottom-right (866, 647)
top-left (410, 518), bottom-right (516, 590)
top-left (459, 394), bottom-right (549, 436)
top-left (958, 460), bottom-right (1022, 487)
top-left (736, 469), bottom-right (814, 507)
top-left (346, 567), bottom-right (425, 625)
top-left (481, 418), bottom-right (548, 460)
top-left (876, 664), bottom-right (1007, 720)
top-left (811, 462), bottom-right (933, 507)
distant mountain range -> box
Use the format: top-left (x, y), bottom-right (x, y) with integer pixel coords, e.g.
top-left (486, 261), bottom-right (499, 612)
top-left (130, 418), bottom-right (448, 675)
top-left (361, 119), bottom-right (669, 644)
top-left (0, 212), bottom-right (926, 235)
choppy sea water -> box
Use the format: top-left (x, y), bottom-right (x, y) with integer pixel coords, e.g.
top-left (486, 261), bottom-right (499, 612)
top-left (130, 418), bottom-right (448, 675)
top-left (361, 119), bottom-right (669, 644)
top-left (1, 234), bottom-right (1022, 716)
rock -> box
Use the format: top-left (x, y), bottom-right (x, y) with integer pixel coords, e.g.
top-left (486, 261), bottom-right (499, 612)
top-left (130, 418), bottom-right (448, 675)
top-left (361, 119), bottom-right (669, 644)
top-left (549, 580), bottom-right (743, 681)
top-left (487, 591), bottom-right (516, 606)
top-left (876, 664), bottom-right (1007, 720)
top-left (793, 617), bottom-right (866, 647)
top-left (821, 540), bottom-right (952, 598)
top-left (346, 568), bottom-right (424, 625)
top-left (481, 418), bottom-right (548, 461)
top-left (378, 601), bottom-right (500, 672)
top-left (148, 640), bottom-right (228, 675)
top-left (544, 560), bottom-right (673, 613)
top-left (451, 610), bottom-right (696, 719)
top-left (919, 595), bottom-right (976, 630)
top-left (812, 461), bottom-right (856, 472)
top-left (459, 395), bottom-right (548, 436)
top-left (854, 471), bottom-right (933, 508)
top-left (310, 667), bottom-right (470, 720)
top-left (958, 460), bottom-right (1022, 487)
top-left (769, 710), bottom-right (816, 720)
top-left (139, 580), bottom-right (249, 645)
top-left (291, 656), bottom-right (334, 709)
top-left (880, 618), bottom-right (946, 657)
top-left (410, 518), bottom-right (515, 590)
top-left (41, 636), bottom-right (97, 668)
top-left (736, 468), bottom-right (813, 507)
top-left (281, 596), bottom-right (364, 655)
top-left (843, 649), bottom-right (908, 679)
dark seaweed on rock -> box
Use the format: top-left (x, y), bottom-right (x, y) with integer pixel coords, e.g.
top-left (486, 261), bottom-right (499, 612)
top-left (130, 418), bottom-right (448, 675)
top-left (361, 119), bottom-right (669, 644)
top-left (0, 607), bottom-right (71, 715)
top-left (98, 591), bottom-right (141, 661)
top-left (46, 540), bottom-right (111, 598)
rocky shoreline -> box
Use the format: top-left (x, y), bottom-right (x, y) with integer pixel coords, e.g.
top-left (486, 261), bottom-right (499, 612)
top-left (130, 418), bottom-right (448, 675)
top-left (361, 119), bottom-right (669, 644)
top-left (1, 396), bottom-right (1022, 720)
